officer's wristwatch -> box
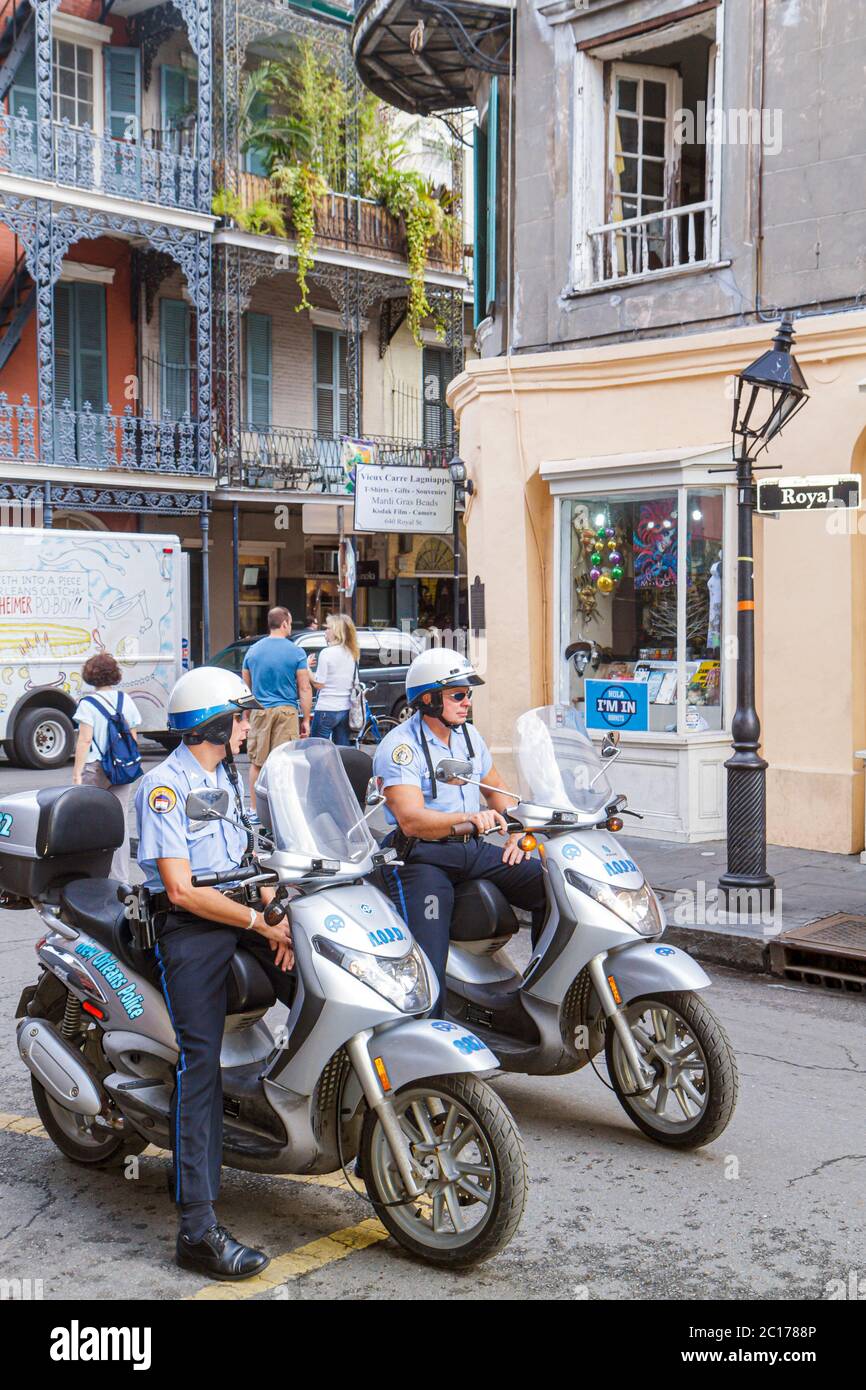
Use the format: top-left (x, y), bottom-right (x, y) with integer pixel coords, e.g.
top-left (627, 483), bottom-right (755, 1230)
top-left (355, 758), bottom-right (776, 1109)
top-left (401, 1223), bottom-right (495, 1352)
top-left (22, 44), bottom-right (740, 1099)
top-left (246, 907), bottom-right (257, 931)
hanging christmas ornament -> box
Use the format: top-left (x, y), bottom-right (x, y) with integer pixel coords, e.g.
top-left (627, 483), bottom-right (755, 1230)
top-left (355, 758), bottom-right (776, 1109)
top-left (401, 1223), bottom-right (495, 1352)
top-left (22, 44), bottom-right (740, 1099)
top-left (589, 567), bottom-right (602, 582)
top-left (605, 527), bottom-right (616, 539)
top-left (597, 574), bottom-right (615, 595)
top-left (611, 565), bottom-right (624, 581)
top-left (608, 550), bottom-right (622, 565)
top-left (606, 539), bottom-right (617, 551)
top-left (591, 551), bottom-right (602, 566)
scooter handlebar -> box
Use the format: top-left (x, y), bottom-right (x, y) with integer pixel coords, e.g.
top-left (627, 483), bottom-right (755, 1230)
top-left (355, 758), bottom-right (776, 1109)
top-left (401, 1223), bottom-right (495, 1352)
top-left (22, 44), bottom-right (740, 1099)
top-left (191, 865), bottom-right (260, 888)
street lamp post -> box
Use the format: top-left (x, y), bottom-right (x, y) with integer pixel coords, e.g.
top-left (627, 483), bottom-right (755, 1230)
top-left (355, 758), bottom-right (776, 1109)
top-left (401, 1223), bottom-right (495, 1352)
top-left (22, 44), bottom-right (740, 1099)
top-left (448, 456), bottom-right (474, 634)
top-left (719, 318), bottom-right (809, 910)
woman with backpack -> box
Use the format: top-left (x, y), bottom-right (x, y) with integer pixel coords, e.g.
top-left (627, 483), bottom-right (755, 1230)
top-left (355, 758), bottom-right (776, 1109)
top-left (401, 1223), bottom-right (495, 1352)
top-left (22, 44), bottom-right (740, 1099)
top-left (308, 613), bottom-right (362, 747)
top-left (72, 653), bottom-right (143, 880)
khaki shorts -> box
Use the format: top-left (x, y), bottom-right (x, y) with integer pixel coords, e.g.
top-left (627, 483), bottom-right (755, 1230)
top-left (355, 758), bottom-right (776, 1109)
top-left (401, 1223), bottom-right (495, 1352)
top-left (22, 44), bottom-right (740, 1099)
top-left (247, 704), bottom-right (299, 764)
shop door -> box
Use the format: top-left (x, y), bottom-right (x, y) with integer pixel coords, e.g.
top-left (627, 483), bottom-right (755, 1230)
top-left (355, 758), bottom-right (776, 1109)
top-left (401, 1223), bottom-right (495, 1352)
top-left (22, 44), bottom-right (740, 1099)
top-left (395, 578), bottom-right (419, 629)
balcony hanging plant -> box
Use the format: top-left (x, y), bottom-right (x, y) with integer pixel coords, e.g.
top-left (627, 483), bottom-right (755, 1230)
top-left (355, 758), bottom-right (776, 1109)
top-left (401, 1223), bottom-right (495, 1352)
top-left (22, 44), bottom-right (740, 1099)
top-left (238, 42), bottom-right (455, 340)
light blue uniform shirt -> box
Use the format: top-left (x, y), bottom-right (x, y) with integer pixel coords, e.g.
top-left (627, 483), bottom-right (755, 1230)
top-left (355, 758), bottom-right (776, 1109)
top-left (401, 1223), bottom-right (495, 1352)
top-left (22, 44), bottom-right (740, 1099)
top-left (135, 742), bottom-right (248, 892)
top-left (373, 711), bottom-right (493, 827)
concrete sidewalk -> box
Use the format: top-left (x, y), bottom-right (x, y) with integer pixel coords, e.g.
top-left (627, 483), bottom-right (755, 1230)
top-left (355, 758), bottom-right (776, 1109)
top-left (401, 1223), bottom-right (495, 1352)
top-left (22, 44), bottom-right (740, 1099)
top-left (620, 833), bottom-right (866, 973)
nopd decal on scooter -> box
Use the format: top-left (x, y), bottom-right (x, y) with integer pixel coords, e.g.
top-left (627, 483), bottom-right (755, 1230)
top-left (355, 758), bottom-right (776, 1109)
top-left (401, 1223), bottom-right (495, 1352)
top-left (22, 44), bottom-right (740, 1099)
top-left (359, 904), bottom-right (374, 915)
top-left (603, 858), bottom-right (638, 876)
top-left (73, 942), bottom-right (144, 1020)
top-left (324, 915), bottom-right (345, 932)
top-left (431, 1021), bottom-right (458, 1032)
top-left (0, 811), bottom-right (13, 836)
top-left (453, 1034), bottom-right (485, 1056)
top-left (561, 843), bottom-right (581, 859)
top-left (367, 926), bottom-right (404, 947)
top-left (655, 946), bottom-right (675, 956)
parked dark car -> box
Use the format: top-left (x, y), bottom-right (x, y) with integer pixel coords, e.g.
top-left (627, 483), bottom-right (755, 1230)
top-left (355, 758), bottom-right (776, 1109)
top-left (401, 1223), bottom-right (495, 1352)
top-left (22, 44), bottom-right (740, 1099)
top-left (209, 627), bottom-right (423, 722)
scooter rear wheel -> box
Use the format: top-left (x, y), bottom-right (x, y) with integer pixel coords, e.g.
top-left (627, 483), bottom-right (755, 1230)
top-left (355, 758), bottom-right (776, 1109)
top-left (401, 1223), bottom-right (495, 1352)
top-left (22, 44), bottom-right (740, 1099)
top-left (31, 995), bottom-right (148, 1168)
top-left (605, 990), bottom-right (738, 1148)
top-left (360, 1073), bottom-right (528, 1268)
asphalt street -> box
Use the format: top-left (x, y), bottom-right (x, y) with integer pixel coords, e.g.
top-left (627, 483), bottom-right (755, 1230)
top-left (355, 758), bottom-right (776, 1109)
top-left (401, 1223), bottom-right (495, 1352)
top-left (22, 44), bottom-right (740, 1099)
top-left (0, 756), bottom-right (864, 1300)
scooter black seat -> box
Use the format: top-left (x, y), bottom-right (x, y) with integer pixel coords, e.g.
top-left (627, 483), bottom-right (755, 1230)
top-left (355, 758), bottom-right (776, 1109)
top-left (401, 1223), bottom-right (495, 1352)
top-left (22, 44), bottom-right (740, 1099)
top-left (450, 880), bottom-right (519, 944)
top-left (59, 879), bottom-right (276, 1014)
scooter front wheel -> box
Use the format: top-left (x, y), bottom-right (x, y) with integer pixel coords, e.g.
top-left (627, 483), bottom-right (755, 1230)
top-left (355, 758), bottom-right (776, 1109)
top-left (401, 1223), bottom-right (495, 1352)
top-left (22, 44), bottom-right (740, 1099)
top-left (360, 1073), bottom-right (528, 1268)
top-left (605, 991), bottom-right (738, 1148)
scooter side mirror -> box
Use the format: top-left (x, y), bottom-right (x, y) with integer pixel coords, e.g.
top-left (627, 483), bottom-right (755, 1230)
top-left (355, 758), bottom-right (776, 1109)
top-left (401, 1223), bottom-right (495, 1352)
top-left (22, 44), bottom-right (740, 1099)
top-left (600, 732), bottom-right (621, 759)
top-left (185, 788), bottom-right (231, 821)
top-left (436, 758), bottom-right (474, 784)
top-left (364, 777), bottom-right (384, 809)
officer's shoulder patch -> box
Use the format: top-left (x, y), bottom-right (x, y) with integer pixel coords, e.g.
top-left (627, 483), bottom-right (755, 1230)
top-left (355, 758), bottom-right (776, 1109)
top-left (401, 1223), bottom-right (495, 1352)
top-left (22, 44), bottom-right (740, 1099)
top-left (148, 785), bottom-right (177, 814)
top-left (391, 743), bottom-right (414, 767)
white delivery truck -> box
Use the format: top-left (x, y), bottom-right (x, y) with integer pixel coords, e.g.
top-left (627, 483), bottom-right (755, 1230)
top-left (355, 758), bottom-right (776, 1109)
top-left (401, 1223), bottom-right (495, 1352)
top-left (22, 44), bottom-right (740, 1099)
top-left (0, 529), bottom-right (189, 769)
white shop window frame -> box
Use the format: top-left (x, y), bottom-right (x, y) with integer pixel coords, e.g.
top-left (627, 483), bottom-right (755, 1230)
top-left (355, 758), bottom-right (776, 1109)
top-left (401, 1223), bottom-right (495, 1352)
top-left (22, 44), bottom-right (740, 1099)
top-left (548, 448), bottom-right (736, 744)
top-left (569, 4), bottom-right (725, 293)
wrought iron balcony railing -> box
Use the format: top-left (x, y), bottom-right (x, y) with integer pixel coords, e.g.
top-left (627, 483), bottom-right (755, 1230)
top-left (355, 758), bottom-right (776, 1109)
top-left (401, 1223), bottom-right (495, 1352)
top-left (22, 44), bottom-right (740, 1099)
top-left (0, 111), bottom-right (203, 212)
top-left (229, 424), bottom-right (450, 491)
top-left (235, 172), bottom-right (462, 272)
top-left (0, 392), bottom-right (212, 475)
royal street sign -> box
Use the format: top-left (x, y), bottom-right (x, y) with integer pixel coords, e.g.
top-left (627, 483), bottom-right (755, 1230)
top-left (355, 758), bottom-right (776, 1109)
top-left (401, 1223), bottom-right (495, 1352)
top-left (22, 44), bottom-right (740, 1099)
top-left (756, 474), bottom-right (860, 513)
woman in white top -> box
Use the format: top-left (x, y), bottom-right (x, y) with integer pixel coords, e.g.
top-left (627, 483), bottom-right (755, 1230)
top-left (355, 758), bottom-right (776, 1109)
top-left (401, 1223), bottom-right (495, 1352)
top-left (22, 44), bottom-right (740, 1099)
top-left (72, 652), bottom-right (142, 881)
top-left (309, 613), bottom-right (359, 747)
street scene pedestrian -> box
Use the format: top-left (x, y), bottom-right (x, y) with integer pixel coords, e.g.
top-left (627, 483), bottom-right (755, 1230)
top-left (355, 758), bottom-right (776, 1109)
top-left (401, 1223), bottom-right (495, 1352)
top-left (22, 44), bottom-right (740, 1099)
top-left (71, 653), bottom-right (142, 881)
top-left (242, 607), bottom-right (313, 813)
top-left (309, 613), bottom-right (360, 746)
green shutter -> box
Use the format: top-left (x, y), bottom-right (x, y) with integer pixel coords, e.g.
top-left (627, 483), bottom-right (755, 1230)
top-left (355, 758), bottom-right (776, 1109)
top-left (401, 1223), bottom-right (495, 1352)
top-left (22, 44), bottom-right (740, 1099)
top-left (160, 298), bottom-right (190, 420)
top-left (105, 47), bottom-right (141, 142)
top-left (10, 37), bottom-right (36, 118)
top-left (161, 65), bottom-right (189, 128)
top-left (75, 283), bottom-right (107, 411)
top-left (485, 77), bottom-right (499, 314)
top-left (473, 120), bottom-right (488, 328)
top-left (245, 93), bottom-right (269, 177)
top-left (337, 333), bottom-right (348, 435)
top-left (54, 283), bottom-right (73, 407)
top-left (245, 312), bottom-right (271, 427)
top-left (53, 282), bottom-right (106, 412)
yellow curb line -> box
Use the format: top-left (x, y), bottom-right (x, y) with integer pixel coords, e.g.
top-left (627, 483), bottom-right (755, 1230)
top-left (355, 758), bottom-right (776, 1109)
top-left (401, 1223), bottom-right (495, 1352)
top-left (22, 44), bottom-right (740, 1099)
top-left (188, 1219), bottom-right (389, 1301)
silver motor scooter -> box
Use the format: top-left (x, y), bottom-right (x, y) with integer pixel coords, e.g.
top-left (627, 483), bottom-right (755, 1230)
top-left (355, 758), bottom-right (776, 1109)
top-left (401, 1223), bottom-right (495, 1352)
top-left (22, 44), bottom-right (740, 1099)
top-left (427, 706), bottom-right (738, 1148)
top-left (7, 741), bottom-right (528, 1268)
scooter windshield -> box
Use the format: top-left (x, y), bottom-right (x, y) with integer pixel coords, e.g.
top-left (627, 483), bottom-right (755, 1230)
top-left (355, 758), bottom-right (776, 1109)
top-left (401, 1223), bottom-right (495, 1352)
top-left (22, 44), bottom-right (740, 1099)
top-left (255, 739), bottom-right (377, 864)
top-left (513, 706), bottom-right (614, 815)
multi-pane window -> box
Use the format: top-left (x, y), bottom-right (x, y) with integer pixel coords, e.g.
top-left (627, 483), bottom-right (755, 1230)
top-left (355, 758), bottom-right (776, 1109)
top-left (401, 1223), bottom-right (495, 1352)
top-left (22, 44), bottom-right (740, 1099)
top-left (609, 64), bottom-right (679, 274)
top-left (52, 41), bottom-right (94, 129)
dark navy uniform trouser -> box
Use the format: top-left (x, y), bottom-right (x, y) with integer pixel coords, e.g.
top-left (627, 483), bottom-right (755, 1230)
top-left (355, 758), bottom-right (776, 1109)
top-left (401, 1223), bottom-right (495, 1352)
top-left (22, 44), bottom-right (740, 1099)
top-left (381, 839), bottom-right (546, 1016)
top-left (154, 911), bottom-right (296, 1209)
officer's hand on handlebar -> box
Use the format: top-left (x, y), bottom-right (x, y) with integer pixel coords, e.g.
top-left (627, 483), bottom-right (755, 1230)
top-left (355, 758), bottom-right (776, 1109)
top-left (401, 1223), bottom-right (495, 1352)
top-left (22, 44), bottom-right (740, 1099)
top-left (253, 913), bottom-right (294, 972)
top-left (468, 809), bottom-right (509, 837)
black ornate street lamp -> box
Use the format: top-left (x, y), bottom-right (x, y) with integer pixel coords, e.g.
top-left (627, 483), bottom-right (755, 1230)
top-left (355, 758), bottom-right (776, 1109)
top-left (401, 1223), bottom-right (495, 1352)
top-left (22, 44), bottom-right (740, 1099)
top-left (719, 318), bottom-right (808, 909)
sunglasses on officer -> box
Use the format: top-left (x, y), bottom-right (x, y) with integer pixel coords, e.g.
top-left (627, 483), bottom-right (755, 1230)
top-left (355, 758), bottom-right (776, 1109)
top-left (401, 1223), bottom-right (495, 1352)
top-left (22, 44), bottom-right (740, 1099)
top-left (444, 689), bottom-right (473, 703)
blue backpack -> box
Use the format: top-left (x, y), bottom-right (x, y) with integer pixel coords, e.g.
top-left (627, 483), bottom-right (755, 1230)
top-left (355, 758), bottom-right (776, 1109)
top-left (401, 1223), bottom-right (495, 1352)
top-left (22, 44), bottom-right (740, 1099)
top-left (82, 692), bottom-right (143, 787)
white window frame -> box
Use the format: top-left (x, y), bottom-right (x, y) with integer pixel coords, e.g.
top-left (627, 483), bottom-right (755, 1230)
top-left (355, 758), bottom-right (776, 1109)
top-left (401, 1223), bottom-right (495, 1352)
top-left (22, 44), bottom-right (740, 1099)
top-left (51, 16), bottom-right (110, 139)
top-left (607, 62), bottom-right (681, 227)
top-left (570, 6), bottom-right (724, 293)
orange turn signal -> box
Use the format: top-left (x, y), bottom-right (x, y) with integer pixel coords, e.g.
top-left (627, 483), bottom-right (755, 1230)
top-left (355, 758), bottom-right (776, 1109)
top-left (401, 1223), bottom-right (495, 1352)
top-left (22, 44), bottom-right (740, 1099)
top-left (606, 816), bottom-right (624, 832)
top-left (373, 1056), bottom-right (392, 1092)
top-left (519, 833), bottom-right (538, 853)
top-left (607, 974), bottom-right (622, 1005)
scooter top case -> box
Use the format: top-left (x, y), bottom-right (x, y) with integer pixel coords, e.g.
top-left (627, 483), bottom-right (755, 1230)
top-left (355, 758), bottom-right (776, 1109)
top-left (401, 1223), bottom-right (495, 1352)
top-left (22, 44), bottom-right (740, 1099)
top-left (0, 785), bottom-right (123, 900)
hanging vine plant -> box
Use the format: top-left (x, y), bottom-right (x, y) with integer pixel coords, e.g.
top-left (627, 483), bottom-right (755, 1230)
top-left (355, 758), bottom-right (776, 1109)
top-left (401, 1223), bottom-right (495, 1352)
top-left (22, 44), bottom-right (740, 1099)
top-left (270, 163), bottom-right (325, 311)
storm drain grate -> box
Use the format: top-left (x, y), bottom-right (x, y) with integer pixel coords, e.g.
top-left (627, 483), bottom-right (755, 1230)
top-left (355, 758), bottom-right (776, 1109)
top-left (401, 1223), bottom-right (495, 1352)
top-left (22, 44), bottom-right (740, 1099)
top-left (769, 914), bottom-right (866, 993)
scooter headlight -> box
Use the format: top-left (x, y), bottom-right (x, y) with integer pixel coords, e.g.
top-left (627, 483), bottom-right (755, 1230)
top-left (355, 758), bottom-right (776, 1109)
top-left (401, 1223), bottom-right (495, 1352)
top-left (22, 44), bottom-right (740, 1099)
top-left (564, 869), bottom-right (664, 937)
top-left (314, 938), bottom-right (432, 1013)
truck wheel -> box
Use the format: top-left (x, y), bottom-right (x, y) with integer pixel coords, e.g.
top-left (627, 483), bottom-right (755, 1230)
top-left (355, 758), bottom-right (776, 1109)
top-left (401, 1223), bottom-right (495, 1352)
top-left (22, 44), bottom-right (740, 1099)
top-left (13, 707), bottom-right (75, 769)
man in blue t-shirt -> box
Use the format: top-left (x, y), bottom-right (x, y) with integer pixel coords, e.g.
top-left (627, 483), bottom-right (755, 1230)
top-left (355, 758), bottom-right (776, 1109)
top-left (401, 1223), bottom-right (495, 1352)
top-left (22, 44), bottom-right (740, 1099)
top-left (242, 606), bottom-right (312, 813)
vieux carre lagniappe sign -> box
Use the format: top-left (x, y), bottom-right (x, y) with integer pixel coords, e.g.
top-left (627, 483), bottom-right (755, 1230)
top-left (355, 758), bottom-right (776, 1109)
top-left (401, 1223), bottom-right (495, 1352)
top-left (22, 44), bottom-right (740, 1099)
top-left (756, 474), bottom-right (860, 514)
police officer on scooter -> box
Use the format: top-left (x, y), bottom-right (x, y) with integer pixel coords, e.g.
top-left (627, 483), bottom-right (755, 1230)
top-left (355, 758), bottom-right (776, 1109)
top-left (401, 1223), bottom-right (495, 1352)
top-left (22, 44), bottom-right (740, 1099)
top-left (372, 649), bottom-right (545, 1013)
top-left (136, 668), bottom-right (294, 1281)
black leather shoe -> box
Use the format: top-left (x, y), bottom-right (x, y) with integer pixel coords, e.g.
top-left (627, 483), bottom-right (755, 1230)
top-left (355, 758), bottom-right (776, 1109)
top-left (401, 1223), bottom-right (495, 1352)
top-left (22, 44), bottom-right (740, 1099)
top-left (176, 1225), bottom-right (270, 1280)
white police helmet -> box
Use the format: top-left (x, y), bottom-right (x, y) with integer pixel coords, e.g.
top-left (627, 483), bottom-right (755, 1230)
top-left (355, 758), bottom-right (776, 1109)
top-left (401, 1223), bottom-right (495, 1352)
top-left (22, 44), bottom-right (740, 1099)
top-left (167, 667), bottom-right (259, 734)
top-left (405, 647), bottom-right (484, 706)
